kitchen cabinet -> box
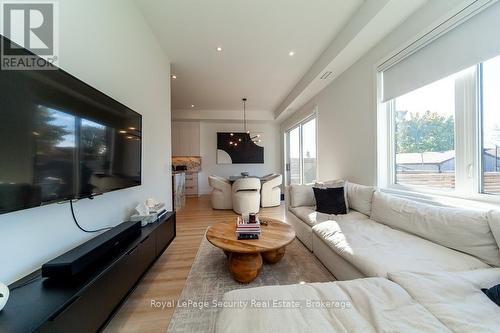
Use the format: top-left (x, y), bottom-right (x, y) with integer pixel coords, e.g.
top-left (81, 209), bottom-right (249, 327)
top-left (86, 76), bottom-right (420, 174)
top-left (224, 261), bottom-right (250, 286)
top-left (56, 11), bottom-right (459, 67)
top-left (172, 121), bottom-right (200, 156)
top-left (185, 172), bottom-right (199, 196)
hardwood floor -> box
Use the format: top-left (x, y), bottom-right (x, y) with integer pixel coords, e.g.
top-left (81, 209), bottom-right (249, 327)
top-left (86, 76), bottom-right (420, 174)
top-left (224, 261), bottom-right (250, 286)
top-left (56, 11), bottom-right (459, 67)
top-left (104, 195), bottom-right (285, 333)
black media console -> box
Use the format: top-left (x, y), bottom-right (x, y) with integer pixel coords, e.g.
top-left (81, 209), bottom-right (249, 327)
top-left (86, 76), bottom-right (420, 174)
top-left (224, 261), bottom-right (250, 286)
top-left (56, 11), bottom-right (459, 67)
top-left (0, 211), bottom-right (176, 333)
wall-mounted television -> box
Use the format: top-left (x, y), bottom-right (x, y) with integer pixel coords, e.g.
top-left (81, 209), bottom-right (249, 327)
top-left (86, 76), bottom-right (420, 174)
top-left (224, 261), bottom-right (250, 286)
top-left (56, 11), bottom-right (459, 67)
top-left (0, 35), bottom-right (142, 215)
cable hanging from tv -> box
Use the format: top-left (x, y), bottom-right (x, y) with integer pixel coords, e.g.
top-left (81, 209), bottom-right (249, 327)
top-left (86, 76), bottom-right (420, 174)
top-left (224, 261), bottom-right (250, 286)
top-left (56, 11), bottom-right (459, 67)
top-left (69, 199), bottom-right (113, 233)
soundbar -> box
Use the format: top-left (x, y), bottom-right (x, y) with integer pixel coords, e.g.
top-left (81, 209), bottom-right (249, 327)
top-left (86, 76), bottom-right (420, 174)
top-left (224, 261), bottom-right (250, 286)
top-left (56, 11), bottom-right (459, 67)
top-left (42, 221), bottom-right (142, 279)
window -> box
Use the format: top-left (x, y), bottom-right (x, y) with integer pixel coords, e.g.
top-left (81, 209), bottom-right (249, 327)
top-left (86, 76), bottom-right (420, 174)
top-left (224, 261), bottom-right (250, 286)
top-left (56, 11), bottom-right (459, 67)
top-left (393, 72), bottom-right (457, 189)
top-left (301, 118), bottom-right (317, 184)
top-left (481, 55), bottom-right (500, 194)
top-left (285, 116), bottom-right (317, 185)
top-left (381, 54), bottom-right (500, 199)
top-left (286, 126), bottom-right (301, 185)
top-left (376, 1), bottom-right (500, 201)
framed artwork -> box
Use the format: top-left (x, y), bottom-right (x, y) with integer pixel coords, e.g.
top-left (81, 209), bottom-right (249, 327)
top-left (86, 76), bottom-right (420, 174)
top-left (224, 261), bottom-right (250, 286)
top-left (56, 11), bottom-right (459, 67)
top-left (217, 132), bottom-right (264, 164)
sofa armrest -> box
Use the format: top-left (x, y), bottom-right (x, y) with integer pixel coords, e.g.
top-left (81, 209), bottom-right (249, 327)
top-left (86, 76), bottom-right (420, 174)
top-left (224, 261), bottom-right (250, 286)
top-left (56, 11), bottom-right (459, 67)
top-left (284, 186), bottom-right (291, 209)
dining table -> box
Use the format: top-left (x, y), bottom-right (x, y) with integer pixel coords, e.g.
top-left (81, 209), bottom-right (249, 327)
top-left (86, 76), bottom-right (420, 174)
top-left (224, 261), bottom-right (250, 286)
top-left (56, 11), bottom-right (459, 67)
top-left (227, 175), bottom-right (261, 183)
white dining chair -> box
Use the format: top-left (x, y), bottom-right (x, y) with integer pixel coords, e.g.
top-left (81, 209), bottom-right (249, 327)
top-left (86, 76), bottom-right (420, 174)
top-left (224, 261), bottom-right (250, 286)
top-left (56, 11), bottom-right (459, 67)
top-left (232, 178), bottom-right (261, 214)
top-left (261, 174), bottom-right (282, 207)
top-left (208, 175), bottom-right (232, 209)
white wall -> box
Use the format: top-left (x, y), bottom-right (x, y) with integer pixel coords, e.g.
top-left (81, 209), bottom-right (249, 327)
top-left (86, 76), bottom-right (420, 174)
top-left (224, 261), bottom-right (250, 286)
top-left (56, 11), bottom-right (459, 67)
top-left (281, 0), bottom-right (464, 186)
top-left (0, 0), bottom-right (171, 285)
top-left (196, 121), bottom-right (280, 194)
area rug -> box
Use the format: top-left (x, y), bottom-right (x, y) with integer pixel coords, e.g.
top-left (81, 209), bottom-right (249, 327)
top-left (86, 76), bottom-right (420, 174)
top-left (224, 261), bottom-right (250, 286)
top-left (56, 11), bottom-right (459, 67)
top-left (166, 231), bottom-right (335, 333)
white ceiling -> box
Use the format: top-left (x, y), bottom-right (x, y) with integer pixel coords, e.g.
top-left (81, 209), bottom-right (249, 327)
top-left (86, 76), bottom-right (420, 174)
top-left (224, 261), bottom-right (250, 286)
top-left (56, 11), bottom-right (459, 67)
top-left (135, 0), bottom-right (363, 113)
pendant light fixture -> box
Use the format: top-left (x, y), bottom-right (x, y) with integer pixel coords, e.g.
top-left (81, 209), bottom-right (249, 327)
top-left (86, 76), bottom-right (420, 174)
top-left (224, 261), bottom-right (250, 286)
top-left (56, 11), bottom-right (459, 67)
top-left (243, 98), bottom-right (248, 134)
top-left (228, 98), bottom-right (261, 147)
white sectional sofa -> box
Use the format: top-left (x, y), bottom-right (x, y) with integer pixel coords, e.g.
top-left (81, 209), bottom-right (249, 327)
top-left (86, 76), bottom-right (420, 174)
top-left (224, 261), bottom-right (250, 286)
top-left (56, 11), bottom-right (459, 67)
top-left (285, 182), bottom-right (500, 280)
top-left (216, 181), bottom-right (500, 332)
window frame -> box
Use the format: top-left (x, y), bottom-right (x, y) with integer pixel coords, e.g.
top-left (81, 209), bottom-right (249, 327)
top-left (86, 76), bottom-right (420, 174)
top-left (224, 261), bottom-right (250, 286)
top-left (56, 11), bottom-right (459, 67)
top-left (377, 64), bottom-right (500, 205)
top-left (375, 0), bottom-right (500, 206)
top-left (284, 113), bottom-right (317, 185)
top-left (478, 59), bottom-right (500, 195)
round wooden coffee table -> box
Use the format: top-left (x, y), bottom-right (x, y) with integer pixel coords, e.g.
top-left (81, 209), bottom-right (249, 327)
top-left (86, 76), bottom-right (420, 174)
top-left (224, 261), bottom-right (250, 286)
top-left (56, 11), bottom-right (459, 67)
top-left (206, 217), bottom-right (295, 283)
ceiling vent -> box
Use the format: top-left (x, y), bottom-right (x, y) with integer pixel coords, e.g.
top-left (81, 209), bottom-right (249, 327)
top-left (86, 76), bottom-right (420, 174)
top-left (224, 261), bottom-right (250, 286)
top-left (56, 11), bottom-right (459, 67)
top-left (320, 71), bottom-right (333, 80)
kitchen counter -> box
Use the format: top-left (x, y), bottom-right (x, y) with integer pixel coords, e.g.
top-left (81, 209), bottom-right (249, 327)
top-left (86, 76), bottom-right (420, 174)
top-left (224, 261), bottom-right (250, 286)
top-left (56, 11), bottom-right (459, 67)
top-left (172, 156), bottom-right (201, 172)
top-left (172, 156), bottom-right (201, 197)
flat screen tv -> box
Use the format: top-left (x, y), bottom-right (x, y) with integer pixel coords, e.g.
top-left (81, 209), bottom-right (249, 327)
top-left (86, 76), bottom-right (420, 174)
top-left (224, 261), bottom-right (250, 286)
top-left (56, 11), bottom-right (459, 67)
top-left (0, 35), bottom-right (142, 214)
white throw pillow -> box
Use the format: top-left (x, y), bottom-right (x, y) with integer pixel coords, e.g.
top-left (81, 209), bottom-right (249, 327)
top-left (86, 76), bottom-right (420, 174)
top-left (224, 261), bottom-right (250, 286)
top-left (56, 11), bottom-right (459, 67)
top-left (346, 182), bottom-right (376, 216)
top-left (289, 184), bottom-right (315, 207)
top-left (315, 179), bottom-right (345, 188)
top-left (371, 192), bottom-right (500, 267)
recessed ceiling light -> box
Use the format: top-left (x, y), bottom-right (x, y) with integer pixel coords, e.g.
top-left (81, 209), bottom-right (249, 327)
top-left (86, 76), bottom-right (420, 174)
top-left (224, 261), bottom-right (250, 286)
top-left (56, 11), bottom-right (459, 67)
top-left (288, 51), bottom-right (295, 56)
top-left (119, 130), bottom-right (127, 134)
top-left (171, 75), bottom-right (177, 79)
top-left (216, 46), bottom-right (223, 52)
top-left (129, 127), bottom-right (136, 130)
top-left (191, 104), bottom-right (195, 108)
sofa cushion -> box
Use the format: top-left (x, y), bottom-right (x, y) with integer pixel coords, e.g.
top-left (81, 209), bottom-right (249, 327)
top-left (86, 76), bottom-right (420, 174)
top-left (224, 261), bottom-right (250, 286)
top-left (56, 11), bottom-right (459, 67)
top-left (312, 219), bottom-right (490, 278)
top-left (333, 211), bottom-right (369, 222)
top-left (289, 184), bottom-right (315, 207)
top-left (370, 192), bottom-right (500, 267)
top-left (216, 279), bottom-right (451, 333)
top-left (389, 269), bottom-right (500, 333)
top-left (289, 206), bottom-right (368, 227)
top-left (289, 206), bottom-right (329, 227)
top-left (346, 182), bottom-right (375, 216)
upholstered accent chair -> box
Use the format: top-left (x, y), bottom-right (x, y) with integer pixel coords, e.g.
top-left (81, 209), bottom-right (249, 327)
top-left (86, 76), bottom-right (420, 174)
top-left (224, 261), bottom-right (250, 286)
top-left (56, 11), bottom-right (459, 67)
top-left (232, 177), bottom-right (261, 214)
top-left (261, 174), bottom-right (282, 207)
top-left (208, 175), bottom-right (232, 210)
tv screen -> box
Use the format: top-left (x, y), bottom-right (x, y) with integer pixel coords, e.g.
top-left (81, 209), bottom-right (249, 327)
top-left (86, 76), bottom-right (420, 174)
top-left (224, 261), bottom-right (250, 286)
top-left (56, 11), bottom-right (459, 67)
top-left (0, 36), bottom-right (142, 214)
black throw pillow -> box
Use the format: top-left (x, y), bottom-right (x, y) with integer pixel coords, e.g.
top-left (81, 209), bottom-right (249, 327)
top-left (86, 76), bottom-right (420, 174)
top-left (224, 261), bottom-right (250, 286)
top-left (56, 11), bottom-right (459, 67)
top-left (482, 284), bottom-right (500, 307)
top-left (313, 187), bottom-right (347, 215)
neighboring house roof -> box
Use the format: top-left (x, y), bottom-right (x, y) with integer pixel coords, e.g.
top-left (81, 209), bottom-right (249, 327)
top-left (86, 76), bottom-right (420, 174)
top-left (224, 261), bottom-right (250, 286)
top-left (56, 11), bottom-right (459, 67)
top-left (484, 148), bottom-right (500, 158)
top-left (397, 149), bottom-right (500, 165)
top-left (396, 150), bottom-right (455, 165)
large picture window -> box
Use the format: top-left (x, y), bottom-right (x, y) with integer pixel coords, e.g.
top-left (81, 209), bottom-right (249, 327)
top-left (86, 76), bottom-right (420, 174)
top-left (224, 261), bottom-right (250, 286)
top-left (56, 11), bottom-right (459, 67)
top-left (381, 54), bottom-right (500, 199)
top-left (394, 74), bottom-right (457, 189)
top-left (378, 1), bottom-right (500, 201)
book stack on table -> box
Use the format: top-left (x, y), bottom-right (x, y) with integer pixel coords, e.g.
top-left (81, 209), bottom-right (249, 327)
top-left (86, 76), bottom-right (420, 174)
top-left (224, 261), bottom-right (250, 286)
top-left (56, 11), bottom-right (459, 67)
top-left (235, 215), bottom-right (261, 240)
